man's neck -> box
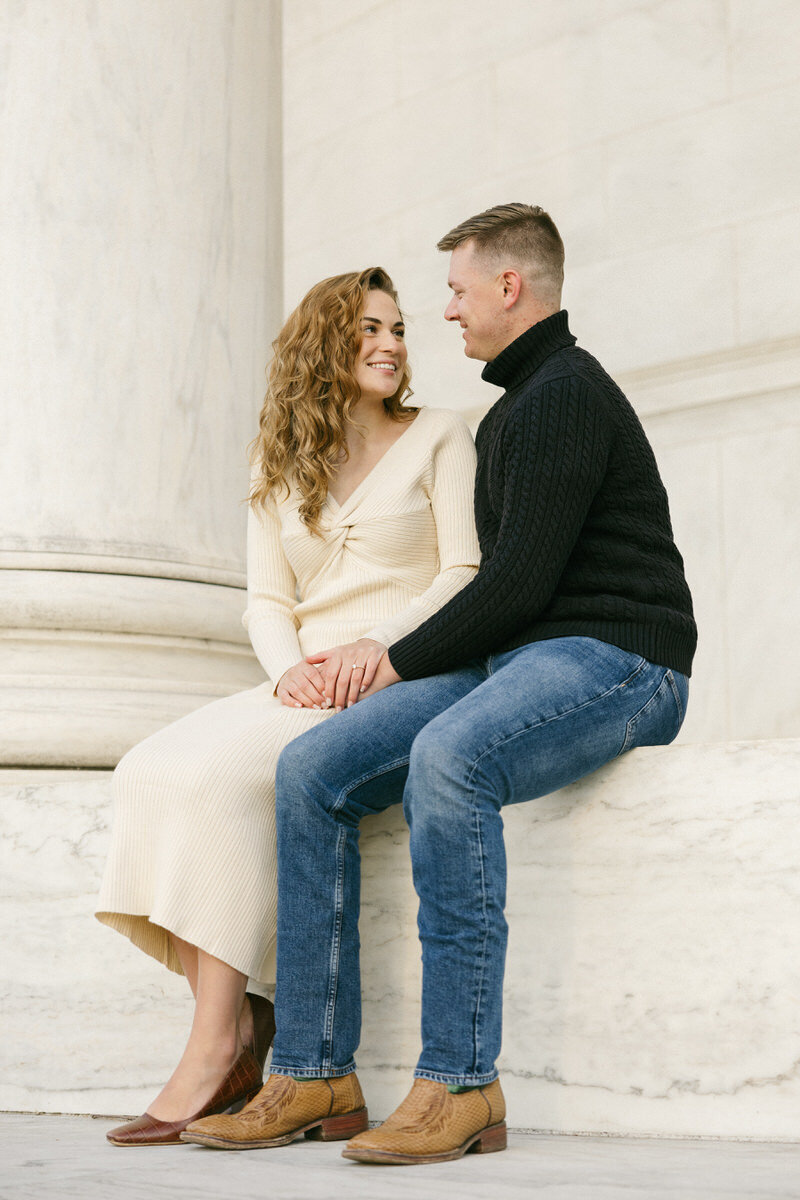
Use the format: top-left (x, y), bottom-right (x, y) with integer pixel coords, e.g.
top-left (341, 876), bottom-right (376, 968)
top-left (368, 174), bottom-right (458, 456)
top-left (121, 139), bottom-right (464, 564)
top-left (492, 305), bottom-right (559, 359)
top-left (481, 310), bottom-right (575, 390)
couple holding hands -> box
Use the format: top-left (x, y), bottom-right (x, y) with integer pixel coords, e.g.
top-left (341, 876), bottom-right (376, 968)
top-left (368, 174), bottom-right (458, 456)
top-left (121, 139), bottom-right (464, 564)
top-left (97, 202), bottom-right (696, 1165)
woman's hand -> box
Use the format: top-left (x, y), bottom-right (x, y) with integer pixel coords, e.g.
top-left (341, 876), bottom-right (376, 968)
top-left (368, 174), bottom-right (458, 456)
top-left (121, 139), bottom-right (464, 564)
top-left (305, 638), bottom-right (387, 711)
top-left (276, 661), bottom-right (327, 709)
top-left (360, 652), bottom-right (401, 698)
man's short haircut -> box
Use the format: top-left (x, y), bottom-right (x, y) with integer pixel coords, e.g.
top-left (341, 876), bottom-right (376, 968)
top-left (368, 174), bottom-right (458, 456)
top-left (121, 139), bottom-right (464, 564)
top-left (437, 203), bottom-right (565, 308)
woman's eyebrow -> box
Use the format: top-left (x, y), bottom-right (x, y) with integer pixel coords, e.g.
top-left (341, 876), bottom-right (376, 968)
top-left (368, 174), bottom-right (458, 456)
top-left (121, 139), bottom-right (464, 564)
top-left (361, 316), bottom-right (405, 328)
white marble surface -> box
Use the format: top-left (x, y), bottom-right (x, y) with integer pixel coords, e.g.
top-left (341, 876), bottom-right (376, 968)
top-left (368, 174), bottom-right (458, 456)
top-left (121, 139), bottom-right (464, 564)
top-left (645, 386), bottom-right (800, 744)
top-left (4, 740), bottom-right (800, 1139)
top-left (0, 571), bottom-right (265, 766)
top-left (0, 0), bottom-right (281, 579)
top-left (0, 772), bottom-right (194, 1116)
top-left (722, 425), bottom-right (800, 739)
top-left (4, 1114), bottom-right (800, 1200)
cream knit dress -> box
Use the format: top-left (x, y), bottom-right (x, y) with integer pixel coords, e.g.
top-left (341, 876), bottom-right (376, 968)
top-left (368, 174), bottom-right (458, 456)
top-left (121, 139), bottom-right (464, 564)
top-left (96, 407), bottom-right (479, 985)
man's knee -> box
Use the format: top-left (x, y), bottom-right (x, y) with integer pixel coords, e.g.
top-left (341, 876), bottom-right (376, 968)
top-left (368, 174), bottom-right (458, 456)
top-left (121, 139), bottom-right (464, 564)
top-left (276, 717), bottom-right (376, 827)
top-left (275, 726), bottom-right (331, 822)
top-left (405, 717), bottom-right (477, 832)
top-left (406, 708), bottom-right (514, 827)
top-left (408, 715), bottom-right (461, 785)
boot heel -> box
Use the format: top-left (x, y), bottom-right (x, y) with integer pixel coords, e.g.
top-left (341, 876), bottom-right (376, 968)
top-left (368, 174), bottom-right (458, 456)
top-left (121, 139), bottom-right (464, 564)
top-left (470, 1121), bottom-right (507, 1154)
top-left (306, 1107), bottom-right (369, 1142)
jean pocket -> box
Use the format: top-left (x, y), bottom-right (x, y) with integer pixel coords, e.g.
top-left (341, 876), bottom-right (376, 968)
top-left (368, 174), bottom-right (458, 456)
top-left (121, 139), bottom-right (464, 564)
top-left (620, 669), bottom-right (686, 755)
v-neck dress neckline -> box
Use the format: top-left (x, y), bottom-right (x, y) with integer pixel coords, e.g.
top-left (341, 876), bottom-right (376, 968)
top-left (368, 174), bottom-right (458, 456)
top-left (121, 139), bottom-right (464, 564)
top-left (325, 407), bottom-right (428, 516)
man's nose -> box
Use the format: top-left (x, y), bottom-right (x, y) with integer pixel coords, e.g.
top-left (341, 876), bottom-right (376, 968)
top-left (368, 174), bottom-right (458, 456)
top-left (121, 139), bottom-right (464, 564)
top-left (444, 296), bottom-right (458, 321)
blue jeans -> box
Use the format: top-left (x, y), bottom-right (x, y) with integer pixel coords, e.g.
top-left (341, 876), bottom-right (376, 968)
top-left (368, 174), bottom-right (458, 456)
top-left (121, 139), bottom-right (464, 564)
top-left (271, 637), bottom-right (688, 1086)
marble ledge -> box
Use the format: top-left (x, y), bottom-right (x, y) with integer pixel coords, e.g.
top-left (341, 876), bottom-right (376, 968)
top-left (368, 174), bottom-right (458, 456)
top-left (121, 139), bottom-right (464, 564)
top-left (2, 738), bottom-right (800, 1140)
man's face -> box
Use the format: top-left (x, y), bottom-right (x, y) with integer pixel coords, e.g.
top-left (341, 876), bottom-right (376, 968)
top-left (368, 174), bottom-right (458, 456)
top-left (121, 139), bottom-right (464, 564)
top-left (443, 241), bottom-right (507, 362)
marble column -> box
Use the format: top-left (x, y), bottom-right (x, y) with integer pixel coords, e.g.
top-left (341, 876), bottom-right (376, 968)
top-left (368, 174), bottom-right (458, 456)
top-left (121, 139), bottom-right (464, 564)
top-left (0, 0), bottom-right (282, 766)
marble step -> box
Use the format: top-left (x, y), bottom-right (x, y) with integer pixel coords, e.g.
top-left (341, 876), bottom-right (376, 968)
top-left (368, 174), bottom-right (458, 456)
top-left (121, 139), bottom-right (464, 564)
top-left (2, 738), bottom-right (799, 1139)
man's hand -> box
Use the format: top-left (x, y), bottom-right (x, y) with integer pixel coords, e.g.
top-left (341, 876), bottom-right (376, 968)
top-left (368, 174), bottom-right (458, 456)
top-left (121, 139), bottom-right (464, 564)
top-left (305, 638), bottom-right (388, 711)
top-left (276, 661), bottom-right (327, 709)
top-left (360, 652), bottom-right (401, 698)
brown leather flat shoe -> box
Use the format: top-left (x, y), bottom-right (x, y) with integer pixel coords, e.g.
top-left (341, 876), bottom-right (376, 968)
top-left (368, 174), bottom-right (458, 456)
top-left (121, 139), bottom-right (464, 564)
top-left (342, 1077), bottom-right (507, 1165)
top-left (180, 1072), bottom-right (368, 1150)
top-left (245, 992), bottom-right (276, 1072)
top-left (106, 1047), bottom-right (263, 1147)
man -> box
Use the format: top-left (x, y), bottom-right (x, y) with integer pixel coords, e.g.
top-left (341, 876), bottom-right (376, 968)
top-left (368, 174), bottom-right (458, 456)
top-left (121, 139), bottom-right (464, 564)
top-left (182, 204), bottom-right (697, 1163)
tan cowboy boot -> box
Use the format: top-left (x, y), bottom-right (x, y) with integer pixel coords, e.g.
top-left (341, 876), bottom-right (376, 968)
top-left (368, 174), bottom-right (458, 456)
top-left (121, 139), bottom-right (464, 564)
top-left (180, 1072), bottom-right (368, 1150)
top-left (342, 1077), bottom-right (506, 1164)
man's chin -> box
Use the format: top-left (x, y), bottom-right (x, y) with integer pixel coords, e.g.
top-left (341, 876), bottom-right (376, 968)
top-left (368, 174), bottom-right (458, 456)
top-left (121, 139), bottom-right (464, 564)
top-left (462, 337), bottom-right (488, 362)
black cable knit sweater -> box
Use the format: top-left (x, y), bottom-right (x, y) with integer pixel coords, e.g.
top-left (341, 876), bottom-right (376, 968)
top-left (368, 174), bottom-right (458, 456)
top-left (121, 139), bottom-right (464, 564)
top-left (388, 311), bottom-right (697, 681)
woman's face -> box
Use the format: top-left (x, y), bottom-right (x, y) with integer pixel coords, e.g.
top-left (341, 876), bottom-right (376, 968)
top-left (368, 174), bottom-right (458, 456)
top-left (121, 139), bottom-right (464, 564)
top-left (353, 289), bottom-right (408, 403)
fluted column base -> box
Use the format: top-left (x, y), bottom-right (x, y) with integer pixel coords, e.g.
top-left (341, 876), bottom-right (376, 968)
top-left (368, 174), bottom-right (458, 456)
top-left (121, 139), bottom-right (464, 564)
top-left (1, 571), bottom-right (264, 767)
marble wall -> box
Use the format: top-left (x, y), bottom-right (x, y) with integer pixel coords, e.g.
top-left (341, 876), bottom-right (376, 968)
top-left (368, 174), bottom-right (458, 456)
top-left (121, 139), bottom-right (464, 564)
top-left (281, 0), bottom-right (800, 745)
top-left (4, 741), bottom-right (800, 1139)
top-left (0, 0), bottom-right (282, 765)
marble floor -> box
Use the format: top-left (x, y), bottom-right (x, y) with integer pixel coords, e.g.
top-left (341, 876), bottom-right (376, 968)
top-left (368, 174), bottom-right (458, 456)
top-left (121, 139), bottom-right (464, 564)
top-left (2, 1114), bottom-right (800, 1200)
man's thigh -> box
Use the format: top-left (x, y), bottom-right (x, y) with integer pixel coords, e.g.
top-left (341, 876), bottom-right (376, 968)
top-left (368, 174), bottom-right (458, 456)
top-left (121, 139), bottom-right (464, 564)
top-left (410, 637), bottom-right (683, 808)
top-left (277, 664), bottom-right (485, 821)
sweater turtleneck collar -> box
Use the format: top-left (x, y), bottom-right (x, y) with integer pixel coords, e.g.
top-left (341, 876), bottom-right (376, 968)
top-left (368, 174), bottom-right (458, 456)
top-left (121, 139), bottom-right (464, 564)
top-left (481, 309), bottom-right (576, 391)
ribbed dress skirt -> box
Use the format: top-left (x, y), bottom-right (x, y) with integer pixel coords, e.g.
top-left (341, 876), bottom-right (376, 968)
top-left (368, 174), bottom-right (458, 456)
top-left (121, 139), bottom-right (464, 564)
top-left (96, 687), bottom-right (335, 984)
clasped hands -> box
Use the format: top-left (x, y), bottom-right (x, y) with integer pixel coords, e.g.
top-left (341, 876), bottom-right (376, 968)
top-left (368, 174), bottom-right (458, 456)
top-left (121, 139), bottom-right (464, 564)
top-left (276, 637), bottom-right (400, 710)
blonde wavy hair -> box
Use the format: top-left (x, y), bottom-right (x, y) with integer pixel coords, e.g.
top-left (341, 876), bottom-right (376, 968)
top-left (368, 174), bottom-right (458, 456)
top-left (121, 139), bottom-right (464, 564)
top-left (249, 267), bottom-right (414, 533)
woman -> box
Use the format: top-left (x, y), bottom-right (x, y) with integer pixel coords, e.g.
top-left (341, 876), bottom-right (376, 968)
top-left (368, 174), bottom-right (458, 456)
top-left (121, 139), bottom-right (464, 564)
top-left (97, 267), bottom-right (480, 1145)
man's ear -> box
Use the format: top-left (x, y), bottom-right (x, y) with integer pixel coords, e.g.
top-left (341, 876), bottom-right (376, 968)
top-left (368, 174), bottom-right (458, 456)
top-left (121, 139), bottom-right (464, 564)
top-left (500, 270), bottom-right (522, 310)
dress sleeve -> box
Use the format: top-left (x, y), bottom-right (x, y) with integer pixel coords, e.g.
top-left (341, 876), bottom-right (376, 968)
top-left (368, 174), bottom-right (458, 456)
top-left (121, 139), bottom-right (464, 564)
top-left (241, 494), bottom-right (303, 691)
top-left (387, 381), bottom-right (611, 679)
top-left (363, 413), bottom-right (481, 647)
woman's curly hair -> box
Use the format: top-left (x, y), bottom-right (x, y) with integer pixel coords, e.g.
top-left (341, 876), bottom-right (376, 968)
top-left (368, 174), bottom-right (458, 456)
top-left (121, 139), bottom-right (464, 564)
top-left (249, 267), bottom-right (414, 533)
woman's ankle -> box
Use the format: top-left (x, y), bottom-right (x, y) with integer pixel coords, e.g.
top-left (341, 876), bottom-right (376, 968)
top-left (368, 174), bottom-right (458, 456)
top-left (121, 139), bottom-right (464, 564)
top-left (184, 1026), bottom-right (241, 1068)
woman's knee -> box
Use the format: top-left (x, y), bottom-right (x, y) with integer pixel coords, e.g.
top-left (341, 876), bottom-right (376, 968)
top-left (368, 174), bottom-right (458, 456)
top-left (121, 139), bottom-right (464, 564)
top-left (112, 741), bottom-right (158, 798)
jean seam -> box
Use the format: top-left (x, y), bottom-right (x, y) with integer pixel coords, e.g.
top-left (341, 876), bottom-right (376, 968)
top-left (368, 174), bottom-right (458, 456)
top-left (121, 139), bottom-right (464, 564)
top-left (465, 659), bottom-right (650, 787)
top-left (620, 670), bottom-right (671, 755)
top-left (666, 669), bottom-right (684, 724)
top-left (471, 807), bottom-right (489, 1076)
top-left (322, 755), bottom-right (412, 1072)
top-left (321, 826), bottom-right (347, 1076)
